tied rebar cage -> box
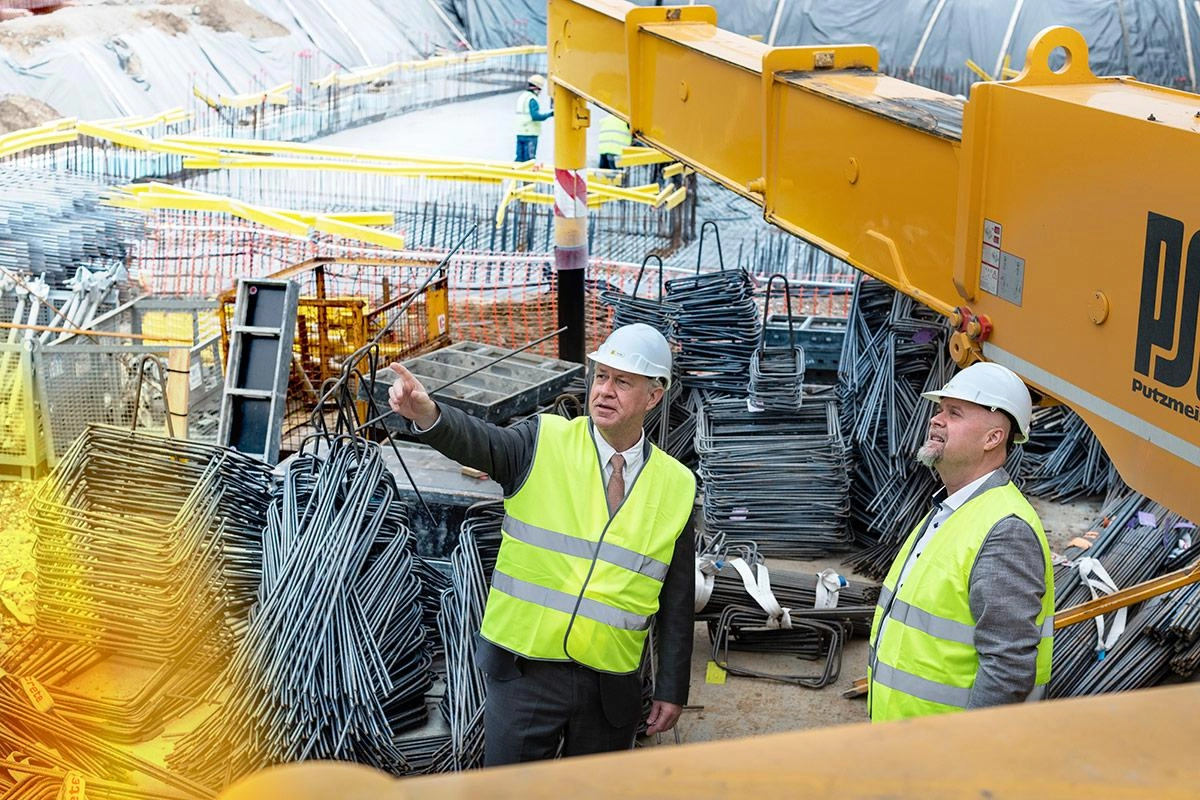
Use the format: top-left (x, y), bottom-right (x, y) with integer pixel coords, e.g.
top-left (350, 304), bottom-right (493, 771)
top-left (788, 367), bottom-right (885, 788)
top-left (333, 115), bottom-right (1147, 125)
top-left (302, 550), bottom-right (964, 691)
top-left (697, 395), bottom-right (853, 559)
top-left (837, 276), bottom-right (953, 580)
top-left (667, 224), bottom-right (761, 393)
top-left (748, 274), bottom-right (804, 413)
top-left (1048, 490), bottom-right (1200, 698)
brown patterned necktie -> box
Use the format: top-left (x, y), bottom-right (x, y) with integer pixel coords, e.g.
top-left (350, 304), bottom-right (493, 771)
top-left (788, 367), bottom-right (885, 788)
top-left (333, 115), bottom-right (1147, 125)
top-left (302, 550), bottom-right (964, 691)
top-left (606, 453), bottom-right (625, 515)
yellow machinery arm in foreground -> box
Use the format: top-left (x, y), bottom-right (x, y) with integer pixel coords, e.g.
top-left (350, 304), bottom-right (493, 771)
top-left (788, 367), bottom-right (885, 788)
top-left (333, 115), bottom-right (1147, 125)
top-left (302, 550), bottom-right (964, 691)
top-left (551, 0), bottom-right (1200, 527)
top-left (218, 682), bottom-right (1200, 799)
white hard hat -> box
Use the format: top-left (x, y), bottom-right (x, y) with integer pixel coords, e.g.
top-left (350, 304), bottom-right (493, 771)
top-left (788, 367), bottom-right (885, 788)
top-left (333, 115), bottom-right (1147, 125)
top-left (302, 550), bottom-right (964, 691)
top-left (921, 361), bottom-right (1032, 444)
top-left (527, 74), bottom-right (546, 90)
top-left (588, 323), bottom-right (672, 388)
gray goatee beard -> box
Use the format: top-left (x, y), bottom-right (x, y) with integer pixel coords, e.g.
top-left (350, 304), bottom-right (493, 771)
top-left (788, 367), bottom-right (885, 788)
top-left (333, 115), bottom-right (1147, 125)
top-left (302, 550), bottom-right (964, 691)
top-left (915, 441), bottom-right (941, 469)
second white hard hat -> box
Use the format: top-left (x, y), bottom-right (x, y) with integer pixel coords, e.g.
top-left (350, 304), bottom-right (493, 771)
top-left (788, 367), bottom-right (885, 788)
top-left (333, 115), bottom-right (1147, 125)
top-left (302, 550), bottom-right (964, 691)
top-left (588, 323), bottom-right (672, 388)
top-left (921, 361), bottom-right (1032, 444)
top-left (527, 73), bottom-right (547, 90)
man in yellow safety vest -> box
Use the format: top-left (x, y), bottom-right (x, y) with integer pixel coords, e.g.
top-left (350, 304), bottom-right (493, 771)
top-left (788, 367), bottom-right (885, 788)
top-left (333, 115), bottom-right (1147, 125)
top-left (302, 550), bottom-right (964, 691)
top-left (598, 113), bottom-right (631, 170)
top-left (515, 73), bottom-right (553, 162)
top-left (387, 323), bottom-right (696, 765)
top-left (868, 362), bottom-right (1054, 722)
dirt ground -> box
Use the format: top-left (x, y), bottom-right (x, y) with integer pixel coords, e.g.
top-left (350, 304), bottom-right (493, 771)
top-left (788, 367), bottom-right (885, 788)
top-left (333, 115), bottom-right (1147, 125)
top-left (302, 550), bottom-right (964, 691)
top-left (662, 494), bottom-right (1104, 744)
top-left (0, 0), bottom-right (285, 60)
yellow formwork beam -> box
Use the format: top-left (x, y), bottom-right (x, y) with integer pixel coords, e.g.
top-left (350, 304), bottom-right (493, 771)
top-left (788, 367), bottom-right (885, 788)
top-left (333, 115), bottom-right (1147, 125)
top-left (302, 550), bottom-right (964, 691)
top-left (310, 45), bottom-right (547, 88)
top-left (192, 83), bottom-right (292, 110)
top-left (0, 118), bottom-right (78, 157)
top-left (108, 183), bottom-right (404, 249)
top-left (615, 146), bottom-right (674, 167)
top-left (92, 107), bottom-right (193, 131)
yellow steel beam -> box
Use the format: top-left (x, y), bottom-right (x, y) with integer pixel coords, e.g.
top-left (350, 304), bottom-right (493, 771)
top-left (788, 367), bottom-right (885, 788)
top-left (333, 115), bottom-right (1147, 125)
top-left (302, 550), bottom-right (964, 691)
top-left (549, 0), bottom-right (1200, 525)
top-left (0, 118), bottom-right (78, 157)
top-left (310, 45), bottom-right (546, 88)
top-left (218, 682), bottom-right (1200, 799)
top-left (191, 82), bottom-right (292, 109)
top-left (109, 183), bottom-right (403, 247)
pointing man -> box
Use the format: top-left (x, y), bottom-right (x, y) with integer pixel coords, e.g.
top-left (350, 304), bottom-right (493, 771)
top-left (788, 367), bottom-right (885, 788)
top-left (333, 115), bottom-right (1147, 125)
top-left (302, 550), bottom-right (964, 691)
top-left (387, 323), bottom-right (696, 764)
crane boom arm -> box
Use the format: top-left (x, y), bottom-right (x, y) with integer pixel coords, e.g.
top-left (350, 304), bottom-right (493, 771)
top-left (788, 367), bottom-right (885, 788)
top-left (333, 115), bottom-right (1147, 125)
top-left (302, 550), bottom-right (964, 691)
top-left (551, 0), bottom-right (1200, 525)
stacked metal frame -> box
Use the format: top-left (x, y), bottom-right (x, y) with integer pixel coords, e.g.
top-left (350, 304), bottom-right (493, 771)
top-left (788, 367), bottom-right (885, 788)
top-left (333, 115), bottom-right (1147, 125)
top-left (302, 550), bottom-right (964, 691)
top-left (837, 276), bottom-right (954, 579)
top-left (696, 395), bottom-right (853, 558)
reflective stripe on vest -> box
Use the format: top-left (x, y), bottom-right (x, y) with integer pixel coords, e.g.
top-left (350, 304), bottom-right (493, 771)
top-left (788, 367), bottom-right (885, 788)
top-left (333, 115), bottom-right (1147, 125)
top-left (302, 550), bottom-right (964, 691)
top-left (515, 90), bottom-right (542, 136)
top-left (504, 515), bottom-right (670, 581)
top-left (491, 570), bottom-right (650, 630)
top-left (598, 117), bottom-right (631, 156)
top-left (867, 480), bottom-right (1054, 721)
top-left (479, 415), bottom-right (696, 674)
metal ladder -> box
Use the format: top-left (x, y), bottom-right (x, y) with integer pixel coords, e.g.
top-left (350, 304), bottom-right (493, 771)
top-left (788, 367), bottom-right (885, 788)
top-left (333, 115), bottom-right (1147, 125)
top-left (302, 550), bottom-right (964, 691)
top-left (218, 279), bottom-right (299, 465)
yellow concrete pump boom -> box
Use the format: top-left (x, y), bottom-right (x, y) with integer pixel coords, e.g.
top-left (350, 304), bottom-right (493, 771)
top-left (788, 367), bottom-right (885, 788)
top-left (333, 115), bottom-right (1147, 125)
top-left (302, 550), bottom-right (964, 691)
top-left (551, 0), bottom-right (1200, 529)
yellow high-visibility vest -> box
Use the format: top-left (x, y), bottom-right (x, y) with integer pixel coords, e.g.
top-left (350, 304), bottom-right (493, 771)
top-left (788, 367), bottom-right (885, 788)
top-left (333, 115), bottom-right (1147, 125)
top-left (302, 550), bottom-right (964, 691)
top-left (598, 115), bottom-right (632, 157)
top-left (515, 90), bottom-right (543, 136)
top-left (479, 415), bottom-right (695, 673)
top-left (867, 481), bottom-right (1054, 721)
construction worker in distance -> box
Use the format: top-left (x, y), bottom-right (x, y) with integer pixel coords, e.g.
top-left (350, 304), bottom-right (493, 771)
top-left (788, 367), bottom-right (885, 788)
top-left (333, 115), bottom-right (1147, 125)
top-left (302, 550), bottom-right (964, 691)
top-left (597, 112), bottom-right (632, 170)
top-left (386, 323), bottom-right (696, 765)
top-left (867, 361), bottom-right (1054, 722)
top-left (515, 73), bottom-right (553, 162)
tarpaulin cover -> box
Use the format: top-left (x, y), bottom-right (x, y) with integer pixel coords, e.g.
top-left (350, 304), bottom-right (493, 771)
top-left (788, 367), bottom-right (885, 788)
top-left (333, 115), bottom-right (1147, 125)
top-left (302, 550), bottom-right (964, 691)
top-left (0, 0), bottom-right (469, 120)
top-left (447, 0), bottom-right (1200, 92)
top-left (643, 0), bottom-right (1200, 93)
top-left (2, 1), bottom-right (1198, 123)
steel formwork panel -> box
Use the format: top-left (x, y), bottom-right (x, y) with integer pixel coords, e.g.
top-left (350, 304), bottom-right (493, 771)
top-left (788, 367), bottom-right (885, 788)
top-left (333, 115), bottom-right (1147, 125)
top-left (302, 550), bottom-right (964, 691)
top-left (371, 341), bottom-right (585, 425)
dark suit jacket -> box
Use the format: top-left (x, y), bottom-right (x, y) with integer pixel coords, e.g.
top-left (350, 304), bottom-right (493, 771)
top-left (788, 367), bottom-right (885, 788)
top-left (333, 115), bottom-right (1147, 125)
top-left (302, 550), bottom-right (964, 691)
top-left (416, 402), bottom-right (696, 723)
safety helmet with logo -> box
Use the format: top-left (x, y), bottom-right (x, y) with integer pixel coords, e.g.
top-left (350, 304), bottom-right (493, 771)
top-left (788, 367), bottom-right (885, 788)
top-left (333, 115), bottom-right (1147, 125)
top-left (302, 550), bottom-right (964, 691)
top-left (921, 361), bottom-right (1032, 444)
top-left (527, 74), bottom-right (547, 91)
top-left (588, 323), bottom-right (673, 389)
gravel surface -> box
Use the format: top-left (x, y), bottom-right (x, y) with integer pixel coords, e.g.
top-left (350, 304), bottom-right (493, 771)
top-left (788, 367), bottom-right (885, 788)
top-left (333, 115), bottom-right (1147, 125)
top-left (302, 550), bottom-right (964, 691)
top-left (0, 478), bottom-right (38, 651)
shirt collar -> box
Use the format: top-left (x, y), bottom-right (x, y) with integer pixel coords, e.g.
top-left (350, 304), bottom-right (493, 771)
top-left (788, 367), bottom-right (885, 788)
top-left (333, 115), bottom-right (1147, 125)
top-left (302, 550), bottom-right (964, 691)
top-left (940, 468), bottom-right (1000, 512)
top-left (592, 425), bottom-right (645, 472)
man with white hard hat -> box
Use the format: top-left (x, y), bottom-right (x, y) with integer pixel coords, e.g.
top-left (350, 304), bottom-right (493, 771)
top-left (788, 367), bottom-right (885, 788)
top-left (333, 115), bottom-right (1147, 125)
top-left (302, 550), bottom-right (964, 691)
top-left (514, 73), bottom-right (553, 162)
top-left (387, 323), bottom-right (696, 765)
top-left (867, 361), bottom-right (1055, 722)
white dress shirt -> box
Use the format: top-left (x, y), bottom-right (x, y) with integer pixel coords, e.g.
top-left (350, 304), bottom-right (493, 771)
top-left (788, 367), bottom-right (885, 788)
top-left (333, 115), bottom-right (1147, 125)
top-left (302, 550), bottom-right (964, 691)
top-left (592, 426), bottom-right (645, 501)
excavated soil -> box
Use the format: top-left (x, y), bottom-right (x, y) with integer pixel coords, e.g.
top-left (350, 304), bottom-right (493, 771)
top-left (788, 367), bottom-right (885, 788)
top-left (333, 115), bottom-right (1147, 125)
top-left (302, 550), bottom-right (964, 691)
top-left (0, 0), bottom-right (287, 59)
top-left (0, 94), bottom-right (61, 133)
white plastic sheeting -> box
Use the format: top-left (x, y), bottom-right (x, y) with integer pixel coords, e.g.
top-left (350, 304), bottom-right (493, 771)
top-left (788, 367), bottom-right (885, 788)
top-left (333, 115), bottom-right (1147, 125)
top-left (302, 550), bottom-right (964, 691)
top-left (659, 0), bottom-right (1200, 93)
top-left (448, 0), bottom-right (1200, 93)
top-left (0, 1), bottom-right (468, 120)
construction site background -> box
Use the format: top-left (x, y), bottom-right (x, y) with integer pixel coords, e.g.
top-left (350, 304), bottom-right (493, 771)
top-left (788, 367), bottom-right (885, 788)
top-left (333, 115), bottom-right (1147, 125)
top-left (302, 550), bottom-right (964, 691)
top-left (0, 2), bottom-right (1198, 798)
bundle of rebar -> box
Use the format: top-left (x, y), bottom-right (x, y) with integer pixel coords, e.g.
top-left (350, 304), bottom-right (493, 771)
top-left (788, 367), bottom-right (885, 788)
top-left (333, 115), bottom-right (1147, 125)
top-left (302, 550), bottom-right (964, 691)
top-left (0, 170), bottom-right (143, 286)
top-left (694, 538), bottom-right (878, 688)
top-left (423, 502), bottom-right (504, 772)
top-left (15, 427), bottom-right (272, 750)
top-left (599, 255), bottom-right (678, 338)
top-left (666, 268), bottom-right (760, 392)
top-left (749, 275), bottom-right (805, 412)
top-left (1049, 491), bottom-right (1200, 697)
top-left (696, 395), bottom-right (853, 558)
top-left (169, 439), bottom-right (434, 789)
top-left (0, 673), bottom-right (214, 799)
top-left (28, 425), bottom-right (273, 651)
top-left (1016, 404), bottom-right (1119, 501)
top-left (837, 277), bottom-right (953, 579)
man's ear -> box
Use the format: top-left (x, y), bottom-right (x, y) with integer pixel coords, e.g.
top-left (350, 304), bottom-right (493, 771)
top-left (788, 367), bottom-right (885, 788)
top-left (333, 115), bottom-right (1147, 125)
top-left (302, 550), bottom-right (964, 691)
top-left (983, 425), bottom-right (1006, 453)
top-left (645, 382), bottom-right (665, 412)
